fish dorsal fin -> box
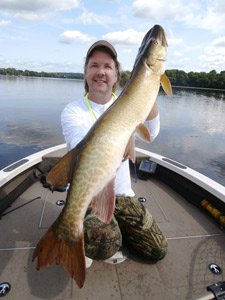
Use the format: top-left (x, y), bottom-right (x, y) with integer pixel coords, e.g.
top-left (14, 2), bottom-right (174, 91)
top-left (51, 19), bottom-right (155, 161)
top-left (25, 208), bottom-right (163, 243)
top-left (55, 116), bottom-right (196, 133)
top-left (46, 146), bottom-right (79, 191)
top-left (92, 178), bottom-right (116, 224)
top-left (123, 134), bottom-right (136, 163)
top-left (161, 73), bottom-right (172, 96)
top-left (136, 123), bottom-right (151, 143)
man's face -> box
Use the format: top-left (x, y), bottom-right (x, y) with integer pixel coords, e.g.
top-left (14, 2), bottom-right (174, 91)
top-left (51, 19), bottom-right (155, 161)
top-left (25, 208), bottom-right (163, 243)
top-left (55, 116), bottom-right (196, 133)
top-left (85, 50), bottom-right (118, 98)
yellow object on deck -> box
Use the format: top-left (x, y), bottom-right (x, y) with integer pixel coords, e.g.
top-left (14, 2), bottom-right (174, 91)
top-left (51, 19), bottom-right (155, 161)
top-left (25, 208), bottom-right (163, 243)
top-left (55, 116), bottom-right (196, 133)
top-left (201, 199), bottom-right (225, 229)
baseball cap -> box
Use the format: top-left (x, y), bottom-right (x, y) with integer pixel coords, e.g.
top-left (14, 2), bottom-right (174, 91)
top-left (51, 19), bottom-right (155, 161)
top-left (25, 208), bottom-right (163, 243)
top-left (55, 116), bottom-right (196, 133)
top-left (86, 40), bottom-right (117, 58)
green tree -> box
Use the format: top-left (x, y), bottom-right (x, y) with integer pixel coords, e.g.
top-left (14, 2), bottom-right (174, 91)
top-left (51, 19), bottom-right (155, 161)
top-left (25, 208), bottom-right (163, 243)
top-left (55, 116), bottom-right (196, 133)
top-left (120, 70), bottom-right (131, 87)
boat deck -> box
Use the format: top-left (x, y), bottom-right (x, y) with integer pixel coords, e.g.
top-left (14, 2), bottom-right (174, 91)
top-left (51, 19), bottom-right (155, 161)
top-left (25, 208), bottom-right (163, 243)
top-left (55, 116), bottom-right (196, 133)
top-left (0, 156), bottom-right (225, 299)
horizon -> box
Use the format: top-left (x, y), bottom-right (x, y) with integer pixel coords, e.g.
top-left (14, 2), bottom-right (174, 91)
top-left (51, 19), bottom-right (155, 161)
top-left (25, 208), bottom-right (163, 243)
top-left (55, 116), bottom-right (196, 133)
top-left (1, 67), bottom-right (225, 76)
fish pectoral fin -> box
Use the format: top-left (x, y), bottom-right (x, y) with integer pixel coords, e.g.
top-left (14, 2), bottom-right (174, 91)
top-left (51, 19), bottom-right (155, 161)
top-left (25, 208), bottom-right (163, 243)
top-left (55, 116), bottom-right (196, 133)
top-left (161, 73), bottom-right (173, 97)
top-left (136, 123), bottom-right (151, 143)
top-left (123, 134), bottom-right (136, 163)
top-left (46, 146), bottom-right (79, 191)
top-left (92, 178), bottom-right (116, 224)
top-left (32, 225), bottom-right (86, 288)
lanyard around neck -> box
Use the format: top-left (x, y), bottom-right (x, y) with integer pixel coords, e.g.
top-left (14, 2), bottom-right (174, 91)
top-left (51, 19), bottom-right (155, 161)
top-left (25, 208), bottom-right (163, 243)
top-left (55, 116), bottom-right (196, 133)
top-left (86, 92), bottom-right (117, 123)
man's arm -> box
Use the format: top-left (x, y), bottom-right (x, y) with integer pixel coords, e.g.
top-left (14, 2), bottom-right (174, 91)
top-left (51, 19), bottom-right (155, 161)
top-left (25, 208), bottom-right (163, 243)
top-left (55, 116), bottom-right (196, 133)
top-left (146, 102), bottom-right (158, 121)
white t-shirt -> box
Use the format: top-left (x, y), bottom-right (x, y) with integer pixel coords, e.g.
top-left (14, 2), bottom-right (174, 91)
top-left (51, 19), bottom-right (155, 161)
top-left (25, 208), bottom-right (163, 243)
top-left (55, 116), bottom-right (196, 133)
top-left (61, 96), bottom-right (160, 197)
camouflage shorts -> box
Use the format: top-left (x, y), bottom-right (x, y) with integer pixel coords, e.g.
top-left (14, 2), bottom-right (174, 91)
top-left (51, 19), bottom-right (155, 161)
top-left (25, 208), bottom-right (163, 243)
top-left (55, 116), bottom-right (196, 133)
top-left (84, 196), bottom-right (167, 261)
top-left (83, 205), bottom-right (122, 260)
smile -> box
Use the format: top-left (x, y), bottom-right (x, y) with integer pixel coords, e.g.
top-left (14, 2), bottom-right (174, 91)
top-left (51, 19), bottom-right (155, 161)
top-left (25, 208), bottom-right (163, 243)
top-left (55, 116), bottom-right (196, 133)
top-left (95, 80), bottom-right (106, 83)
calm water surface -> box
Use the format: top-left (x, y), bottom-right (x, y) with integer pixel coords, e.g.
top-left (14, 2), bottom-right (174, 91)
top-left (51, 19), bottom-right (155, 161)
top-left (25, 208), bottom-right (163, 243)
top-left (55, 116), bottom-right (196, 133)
top-left (0, 75), bottom-right (225, 186)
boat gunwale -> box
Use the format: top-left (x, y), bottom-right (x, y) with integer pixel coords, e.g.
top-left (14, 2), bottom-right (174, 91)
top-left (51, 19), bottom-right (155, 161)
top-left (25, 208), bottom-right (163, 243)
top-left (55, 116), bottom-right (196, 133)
top-left (0, 144), bottom-right (66, 188)
top-left (135, 147), bottom-right (225, 202)
top-left (0, 144), bottom-right (224, 202)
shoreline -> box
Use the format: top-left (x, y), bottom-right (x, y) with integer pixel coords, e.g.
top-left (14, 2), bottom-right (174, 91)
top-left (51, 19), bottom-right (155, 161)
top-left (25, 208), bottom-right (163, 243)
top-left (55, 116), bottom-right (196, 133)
top-left (172, 85), bottom-right (225, 92)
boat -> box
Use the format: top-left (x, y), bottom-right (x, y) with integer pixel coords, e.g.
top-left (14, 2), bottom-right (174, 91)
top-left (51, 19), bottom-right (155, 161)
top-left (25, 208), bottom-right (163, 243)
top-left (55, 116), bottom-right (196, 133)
top-left (0, 144), bottom-right (225, 299)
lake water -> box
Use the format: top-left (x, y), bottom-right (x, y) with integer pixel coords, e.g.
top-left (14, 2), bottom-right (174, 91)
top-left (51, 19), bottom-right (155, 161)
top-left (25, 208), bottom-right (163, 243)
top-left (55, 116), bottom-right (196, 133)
top-left (0, 75), bottom-right (225, 186)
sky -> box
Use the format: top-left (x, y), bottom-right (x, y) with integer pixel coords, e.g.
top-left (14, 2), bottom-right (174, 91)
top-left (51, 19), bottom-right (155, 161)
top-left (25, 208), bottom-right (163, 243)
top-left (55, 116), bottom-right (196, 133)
top-left (1, 0), bottom-right (225, 74)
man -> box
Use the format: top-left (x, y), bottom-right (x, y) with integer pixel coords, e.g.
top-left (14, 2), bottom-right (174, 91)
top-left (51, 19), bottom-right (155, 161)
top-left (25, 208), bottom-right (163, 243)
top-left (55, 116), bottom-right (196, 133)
top-left (61, 40), bottom-right (167, 267)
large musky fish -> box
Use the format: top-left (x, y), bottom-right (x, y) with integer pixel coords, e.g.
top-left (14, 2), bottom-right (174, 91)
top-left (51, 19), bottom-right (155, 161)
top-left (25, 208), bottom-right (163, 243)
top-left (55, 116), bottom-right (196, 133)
top-left (32, 24), bottom-right (172, 288)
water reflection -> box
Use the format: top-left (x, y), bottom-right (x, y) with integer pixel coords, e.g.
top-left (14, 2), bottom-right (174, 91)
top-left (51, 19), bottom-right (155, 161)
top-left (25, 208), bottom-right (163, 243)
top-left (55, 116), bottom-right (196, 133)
top-left (139, 88), bottom-right (225, 186)
top-left (0, 120), bottom-right (63, 147)
top-left (207, 155), bottom-right (225, 181)
top-left (0, 75), bottom-right (225, 186)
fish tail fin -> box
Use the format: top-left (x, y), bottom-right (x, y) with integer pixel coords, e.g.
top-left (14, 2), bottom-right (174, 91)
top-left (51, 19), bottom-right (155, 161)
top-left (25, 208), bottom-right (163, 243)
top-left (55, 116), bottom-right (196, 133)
top-left (32, 226), bottom-right (86, 288)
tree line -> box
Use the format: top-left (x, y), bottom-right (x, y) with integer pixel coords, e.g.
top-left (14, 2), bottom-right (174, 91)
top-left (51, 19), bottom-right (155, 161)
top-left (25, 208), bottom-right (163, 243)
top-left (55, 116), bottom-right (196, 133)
top-left (1, 67), bottom-right (225, 90)
top-left (120, 69), bottom-right (225, 90)
top-left (0, 68), bottom-right (84, 80)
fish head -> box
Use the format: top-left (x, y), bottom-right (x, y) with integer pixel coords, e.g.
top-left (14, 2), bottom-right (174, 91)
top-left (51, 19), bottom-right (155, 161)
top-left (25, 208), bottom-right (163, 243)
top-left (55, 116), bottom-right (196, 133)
top-left (135, 25), bottom-right (168, 75)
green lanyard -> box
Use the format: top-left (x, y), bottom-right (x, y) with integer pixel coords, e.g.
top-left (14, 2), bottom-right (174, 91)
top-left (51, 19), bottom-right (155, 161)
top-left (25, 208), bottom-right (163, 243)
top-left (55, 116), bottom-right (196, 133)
top-left (86, 92), bottom-right (117, 123)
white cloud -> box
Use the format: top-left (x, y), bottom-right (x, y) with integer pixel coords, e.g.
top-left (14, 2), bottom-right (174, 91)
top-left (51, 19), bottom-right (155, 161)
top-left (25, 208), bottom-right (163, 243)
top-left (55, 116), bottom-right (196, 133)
top-left (0, 0), bottom-right (79, 11)
top-left (3, 11), bottom-right (54, 22)
top-left (168, 38), bottom-right (183, 48)
top-left (53, 0), bottom-right (79, 11)
top-left (185, 10), bottom-right (225, 34)
top-left (0, 19), bottom-right (11, 26)
top-left (59, 30), bottom-right (94, 44)
top-left (173, 50), bottom-right (182, 57)
top-left (200, 41), bottom-right (225, 72)
top-left (102, 29), bottom-right (145, 46)
top-left (188, 1), bottom-right (225, 33)
top-left (123, 49), bottom-right (132, 54)
top-left (132, 0), bottom-right (225, 34)
top-left (199, 35), bottom-right (225, 71)
top-left (99, 0), bottom-right (120, 2)
top-left (212, 36), bottom-right (225, 47)
top-left (76, 11), bottom-right (95, 25)
top-left (61, 7), bottom-right (117, 29)
top-left (0, 0), bottom-right (80, 21)
top-left (76, 10), bottom-right (115, 27)
top-left (132, 0), bottom-right (192, 21)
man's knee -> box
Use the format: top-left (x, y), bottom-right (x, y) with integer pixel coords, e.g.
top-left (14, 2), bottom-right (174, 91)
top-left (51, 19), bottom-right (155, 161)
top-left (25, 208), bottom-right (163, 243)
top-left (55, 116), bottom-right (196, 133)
top-left (83, 206), bottom-right (122, 260)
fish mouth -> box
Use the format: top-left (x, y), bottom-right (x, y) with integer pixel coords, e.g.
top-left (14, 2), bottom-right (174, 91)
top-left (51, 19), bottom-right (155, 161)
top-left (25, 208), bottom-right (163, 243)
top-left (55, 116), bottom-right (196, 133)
top-left (134, 25), bottom-right (168, 69)
top-left (145, 57), bottom-right (166, 71)
top-left (143, 25), bottom-right (168, 69)
top-left (145, 25), bottom-right (168, 48)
